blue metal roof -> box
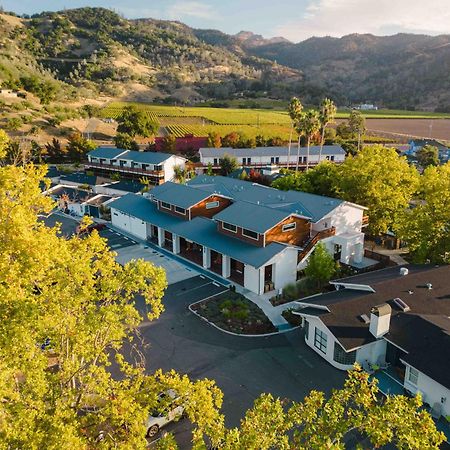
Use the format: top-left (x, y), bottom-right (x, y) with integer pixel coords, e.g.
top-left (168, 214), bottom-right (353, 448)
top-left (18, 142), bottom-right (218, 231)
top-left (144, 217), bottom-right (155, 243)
top-left (88, 147), bottom-right (128, 159)
top-left (108, 194), bottom-right (287, 267)
top-left (88, 147), bottom-right (175, 164)
top-left (151, 182), bottom-right (212, 209)
top-left (187, 175), bottom-right (345, 222)
top-left (214, 201), bottom-right (291, 233)
top-left (106, 180), bottom-right (145, 193)
top-left (60, 172), bottom-right (99, 186)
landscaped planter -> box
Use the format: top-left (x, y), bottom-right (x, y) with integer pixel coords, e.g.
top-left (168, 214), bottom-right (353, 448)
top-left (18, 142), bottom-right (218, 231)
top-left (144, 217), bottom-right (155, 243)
top-left (191, 291), bottom-right (276, 335)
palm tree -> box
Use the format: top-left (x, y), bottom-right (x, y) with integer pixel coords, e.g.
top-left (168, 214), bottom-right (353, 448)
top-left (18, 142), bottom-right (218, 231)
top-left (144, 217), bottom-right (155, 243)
top-left (298, 110), bottom-right (321, 171)
top-left (319, 98), bottom-right (337, 163)
top-left (287, 98), bottom-right (303, 170)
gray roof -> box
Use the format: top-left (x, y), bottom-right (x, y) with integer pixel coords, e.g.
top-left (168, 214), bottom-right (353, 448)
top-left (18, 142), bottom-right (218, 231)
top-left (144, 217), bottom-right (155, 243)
top-left (187, 175), bottom-right (348, 222)
top-left (60, 172), bottom-right (99, 186)
top-left (199, 145), bottom-right (345, 158)
top-left (105, 180), bottom-right (145, 193)
top-left (108, 194), bottom-right (287, 267)
top-left (88, 147), bottom-right (176, 164)
top-left (214, 201), bottom-right (291, 233)
top-left (151, 182), bottom-right (212, 209)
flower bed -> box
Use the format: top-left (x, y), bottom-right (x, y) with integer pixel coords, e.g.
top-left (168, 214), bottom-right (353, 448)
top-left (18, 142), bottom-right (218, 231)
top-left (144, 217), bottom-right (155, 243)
top-left (191, 291), bottom-right (276, 335)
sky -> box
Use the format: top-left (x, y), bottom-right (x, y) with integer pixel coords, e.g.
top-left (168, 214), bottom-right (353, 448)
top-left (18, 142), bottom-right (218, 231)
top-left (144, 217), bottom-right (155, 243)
top-left (2, 0), bottom-right (450, 43)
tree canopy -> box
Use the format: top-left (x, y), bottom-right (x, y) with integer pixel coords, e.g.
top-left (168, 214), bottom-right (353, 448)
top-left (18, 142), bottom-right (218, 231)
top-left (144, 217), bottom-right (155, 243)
top-left (416, 144), bottom-right (439, 168)
top-left (219, 154), bottom-right (238, 175)
top-left (117, 106), bottom-right (159, 138)
top-left (395, 163), bottom-right (450, 263)
top-left (304, 242), bottom-right (338, 288)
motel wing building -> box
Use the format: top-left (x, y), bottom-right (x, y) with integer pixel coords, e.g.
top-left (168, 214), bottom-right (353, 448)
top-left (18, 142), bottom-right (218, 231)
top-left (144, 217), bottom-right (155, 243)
top-left (85, 147), bottom-right (187, 185)
top-left (109, 175), bottom-right (367, 295)
top-left (198, 145), bottom-right (346, 171)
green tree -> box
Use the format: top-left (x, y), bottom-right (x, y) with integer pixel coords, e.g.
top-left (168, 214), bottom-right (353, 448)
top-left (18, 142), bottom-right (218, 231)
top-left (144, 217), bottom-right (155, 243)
top-left (5, 117), bottom-right (23, 131)
top-left (297, 109), bottom-right (321, 171)
top-left (416, 144), bottom-right (439, 168)
top-left (319, 98), bottom-right (337, 162)
top-left (0, 129), bottom-right (9, 159)
top-left (66, 132), bottom-right (96, 162)
top-left (219, 154), bottom-right (238, 176)
top-left (304, 242), bottom-right (337, 289)
top-left (207, 131), bottom-right (221, 148)
top-left (206, 162), bottom-right (214, 176)
top-left (117, 106), bottom-right (159, 138)
top-left (0, 164), bottom-right (224, 449)
top-left (287, 97), bottom-right (303, 170)
top-left (161, 134), bottom-right (177, 153)
top-left (114, 132), bottom-right (139, 150)
top-left (339, 145), bottom-right (419, 235)
top-left (395, 163), bottom-right (450, 263)
top-left (348, 110), bottom-right (366, 151)
top-left (216, 365), bottom-right (444, 449)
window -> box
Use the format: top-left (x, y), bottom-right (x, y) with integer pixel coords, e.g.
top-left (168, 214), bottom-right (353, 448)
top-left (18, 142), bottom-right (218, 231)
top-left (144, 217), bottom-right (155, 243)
top-left (270, 156), bottom-right (280, 164)
top-left (271, 157), bottom-right (275, 164)
top-left (282, 222), bottom-right (296, 232)
top-left (213, 158), bottom-right (218, 166)
top-left (222, 222), bottom-right (237, 233)
top-left (242, 228), bottom-right (259, 240)
top-left (113, 212), bottom-right (118, 216)
top-left (304, 320), bottom-right (309, 340)
top-left (154, 165), bottom-right (163, 171)
top-left (314, 328), bottom-right (327, 353)
top-left (333, 342), bottom-right (356, 365)
top-left (174, 206), bottom-right (186, 214)
top-left (275, 157), bottom-right (279, 164)
top-left (119, 160), bottom-right (126, 167)
top-left (408, 367), bottom-right (419, 385)
top-left (160, 201), bottom-right (171, 210)
top-left (330, 155), bottom-right (335, 161)
top-left (206, 201), bottom-right (220, 209)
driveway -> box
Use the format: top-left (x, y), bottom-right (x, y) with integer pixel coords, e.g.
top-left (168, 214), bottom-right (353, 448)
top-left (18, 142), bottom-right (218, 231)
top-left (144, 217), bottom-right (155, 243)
top-left (99, 229), bottom-right (198, 284)
top-left (130, 275), bottom-right (346, 448)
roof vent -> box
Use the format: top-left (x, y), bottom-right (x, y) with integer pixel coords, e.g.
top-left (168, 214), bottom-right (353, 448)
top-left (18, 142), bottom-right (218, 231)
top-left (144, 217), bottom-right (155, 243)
top-left (427, 283), bottom-right (433, 290)
top-left (400, 267), bottom-right (409, 276)
top-left (393, 297), bottom-right (411, 312)
top-left (359, 314), bottom-right (370, 324)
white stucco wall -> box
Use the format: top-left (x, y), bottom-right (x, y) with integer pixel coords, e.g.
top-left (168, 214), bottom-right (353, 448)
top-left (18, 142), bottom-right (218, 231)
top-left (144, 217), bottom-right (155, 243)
top-left (164, 156), bottom-right (187, 182)
top-left (272, 248), bottom-right (298, 291)
top-left (244, 264), bottom-right (263, 294)
top-left (356, 339), bottom-right (387, 367)
top-left (313, 202), bottom-right (364, 235)
top-left (403, 363), bottom-right (450, 417)
top-left (111, 209), bottom-right (147, 240)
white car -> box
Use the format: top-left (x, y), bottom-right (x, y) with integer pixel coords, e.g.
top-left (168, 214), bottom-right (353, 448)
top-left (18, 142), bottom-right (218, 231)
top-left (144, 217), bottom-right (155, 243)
top-left (145, 390), bottom-right (185, 438)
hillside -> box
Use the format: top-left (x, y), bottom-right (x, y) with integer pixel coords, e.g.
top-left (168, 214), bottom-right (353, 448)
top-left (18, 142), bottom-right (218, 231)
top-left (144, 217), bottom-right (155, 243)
top-left (249, 33), bottom-right (450, 110)
top-left (0, 8), bottom-right (302, 104)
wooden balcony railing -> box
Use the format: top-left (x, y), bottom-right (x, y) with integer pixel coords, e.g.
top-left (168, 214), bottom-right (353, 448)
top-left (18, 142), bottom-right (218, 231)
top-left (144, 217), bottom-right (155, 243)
top-left (298, 227), bottom-right (336, 263)
top-left (85, 161), bottom-right (164, 177)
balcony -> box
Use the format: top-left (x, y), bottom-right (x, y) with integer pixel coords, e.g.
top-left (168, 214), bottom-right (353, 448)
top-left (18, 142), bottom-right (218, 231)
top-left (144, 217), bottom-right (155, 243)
top-left (85, 161), bottom-right (164, 177)
top-left (298, 227), bottom-right (336, 262)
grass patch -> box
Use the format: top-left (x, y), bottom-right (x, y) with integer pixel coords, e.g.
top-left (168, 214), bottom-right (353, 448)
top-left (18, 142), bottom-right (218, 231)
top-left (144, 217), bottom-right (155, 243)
top-left (191, 290), bottom-right (276, 335)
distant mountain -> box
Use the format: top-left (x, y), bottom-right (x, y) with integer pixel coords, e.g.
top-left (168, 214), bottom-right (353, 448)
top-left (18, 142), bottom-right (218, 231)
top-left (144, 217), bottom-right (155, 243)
top-left (248, 33), bottom-right (450, 110)
top-left (1, 7), bottom-right (450, 110)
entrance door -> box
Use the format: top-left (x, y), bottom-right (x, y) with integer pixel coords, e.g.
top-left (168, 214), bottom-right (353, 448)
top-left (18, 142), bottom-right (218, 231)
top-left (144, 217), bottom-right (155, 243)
top-left (264, 264), bottom-right (274, 293)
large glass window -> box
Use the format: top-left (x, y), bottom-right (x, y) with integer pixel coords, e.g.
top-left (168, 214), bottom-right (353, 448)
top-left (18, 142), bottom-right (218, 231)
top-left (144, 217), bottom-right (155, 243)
top-left (282, 222), bottom-right (296, 232)
top-left (160, 201), bottom-right (171, 210)
top-left (314, 328), bottom-right (327, 353)
top-left (174, 206), bottom-right (186, 215)
top-left (242, 228), bottom-right (259, 240)
top-left (408, 367), bottom-right (419, 385)
top-left (333, 342), bottom-right (356, 365)
top-left (304, 320), bottom-right (309, 340)
top-left (206, 201), bottom-right (219, 209)
top-left (222, 222), bottom-right (237, 233)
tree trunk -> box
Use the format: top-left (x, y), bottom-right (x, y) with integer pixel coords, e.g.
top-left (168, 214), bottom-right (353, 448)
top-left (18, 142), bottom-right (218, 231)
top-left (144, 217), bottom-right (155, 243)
top-left (287, 124), bottom-right (293, 169)
top-left (306, 137), bottom-right (311, 171)
top-left (295, 135), bottom-right (301, 173)
top-left (319, 127), bottom-right (325, 164)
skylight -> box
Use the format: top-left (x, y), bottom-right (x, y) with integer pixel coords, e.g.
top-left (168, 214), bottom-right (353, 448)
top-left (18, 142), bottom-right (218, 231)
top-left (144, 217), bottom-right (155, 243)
top-left (393, 297), bottom-right (411, 312)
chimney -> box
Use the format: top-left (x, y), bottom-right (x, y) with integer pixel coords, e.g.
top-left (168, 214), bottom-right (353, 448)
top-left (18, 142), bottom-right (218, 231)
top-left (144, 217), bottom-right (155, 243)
top-left (369, 303), bottom-right (392, 338)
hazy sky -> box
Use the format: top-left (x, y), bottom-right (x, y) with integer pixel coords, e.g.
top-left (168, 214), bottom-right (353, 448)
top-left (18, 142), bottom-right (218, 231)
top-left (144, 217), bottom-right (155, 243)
top-left (3, 0), bottom-right (450, 43)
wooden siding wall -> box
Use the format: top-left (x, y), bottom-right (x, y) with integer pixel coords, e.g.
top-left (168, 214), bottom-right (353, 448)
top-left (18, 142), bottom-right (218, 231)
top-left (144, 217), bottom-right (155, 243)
top-left (217, 221), bottom-right (264, 247)
top-left (265, 216), bottom-right (310, 246)
top-left (190, 195), bottom-right (231, 219)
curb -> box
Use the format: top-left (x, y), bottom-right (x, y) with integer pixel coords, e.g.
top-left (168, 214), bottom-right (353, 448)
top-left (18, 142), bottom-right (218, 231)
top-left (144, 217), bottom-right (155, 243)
top-left (188, 295), bottom-right (300, 338)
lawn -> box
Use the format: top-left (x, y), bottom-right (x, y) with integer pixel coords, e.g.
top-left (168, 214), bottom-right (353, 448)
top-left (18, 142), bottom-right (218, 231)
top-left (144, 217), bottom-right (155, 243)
top-left (191, 290), bottom-right (276, 335)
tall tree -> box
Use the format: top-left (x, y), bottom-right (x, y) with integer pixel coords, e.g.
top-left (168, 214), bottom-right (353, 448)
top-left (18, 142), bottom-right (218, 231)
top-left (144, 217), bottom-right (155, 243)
top-left (416, 144), bottom-right (439, 168)
top-left (0, 164), bottom-right (223, 449)
top-left (117, 106), bottom-right (159, 138)
top-left (207, 131), bottom-right (222, 148)
top-left (66, 132), bottom-right (96, 162)
top-left (304, 242), bottom-right (338, 288)
top-left (114, 132), bottom-right (139, 150)
top-left (287, 97), bottom-right (303, 169)
top-left (219, 154), bottom-right (238, 176)
top-left (319, 98), bottom-right (337, 163)
top-left (395, 163), bottom-right (450, 263)
top-left (339, 145), bottom-right (419, 235)
top-left (348, 110), bottom-right (366, 152)
top-left (297, 110), bottom-right (321, 172)
top-left (0, 129), bottom-right (9, 159)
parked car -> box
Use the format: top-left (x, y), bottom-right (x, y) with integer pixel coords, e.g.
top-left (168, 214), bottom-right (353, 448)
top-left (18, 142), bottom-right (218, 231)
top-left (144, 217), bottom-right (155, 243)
top-left (76, 222), bottom-right (106, 235)
top-left (146, 390), bottom-right (185, 438)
